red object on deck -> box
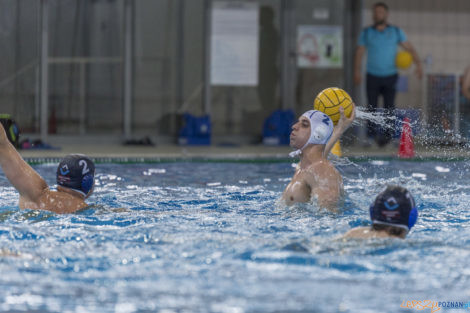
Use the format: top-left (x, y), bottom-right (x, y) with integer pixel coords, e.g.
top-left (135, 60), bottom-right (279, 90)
top-left (398, 117), bottom-right (415, 158)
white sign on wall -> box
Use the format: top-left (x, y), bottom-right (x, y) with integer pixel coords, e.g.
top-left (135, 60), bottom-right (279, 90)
top-left (297, 25), bottom-right (343, 68)
top-left (210, 2), bottom-right (259, 86)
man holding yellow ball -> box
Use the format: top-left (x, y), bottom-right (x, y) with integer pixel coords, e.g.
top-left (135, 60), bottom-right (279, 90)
top-left (354, 2), bottom-right (422, 146)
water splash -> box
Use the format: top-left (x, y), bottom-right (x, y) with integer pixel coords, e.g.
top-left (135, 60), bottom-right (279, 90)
top-left (355, 106), bottom-right (418, 131)
top-left (329, 154), bottom-right (366, 171)
top-left (354, 106), bottom-right (389, 126)
top-left (353, 106), bottom-right (469, 153)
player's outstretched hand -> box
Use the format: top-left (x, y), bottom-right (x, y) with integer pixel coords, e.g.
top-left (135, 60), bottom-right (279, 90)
top-left (336, 103), bottom-right (356, 132)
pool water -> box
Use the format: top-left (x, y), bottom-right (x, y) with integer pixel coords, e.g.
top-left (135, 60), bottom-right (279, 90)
top-left (1, 160), bottom-right (470, 313)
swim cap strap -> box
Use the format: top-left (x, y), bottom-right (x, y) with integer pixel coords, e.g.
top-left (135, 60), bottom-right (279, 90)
top-left (289, 149), bottom-right (302, 158)
top-left (68, 188), bottom-right (87, 197)
top-left (81, 173), bottom-right (94, 196)
top-left (371, 220), bottom-right (410, 232)
top-left (408, 207), bottom-right (418, 229)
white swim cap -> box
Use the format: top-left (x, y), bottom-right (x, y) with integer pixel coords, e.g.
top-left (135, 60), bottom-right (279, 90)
top-left (289, 110), bottom-right (334, 158)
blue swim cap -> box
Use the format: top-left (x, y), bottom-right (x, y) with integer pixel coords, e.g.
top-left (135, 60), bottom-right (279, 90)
top-left (56, 154), bottom-right (95, 196)
top-left (369, 185), bottom-right (418, 232)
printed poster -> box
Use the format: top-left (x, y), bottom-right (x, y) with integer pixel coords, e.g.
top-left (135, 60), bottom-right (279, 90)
top-left (210, 1), bottom-right (259, 86)
top-left (297, 25), bottom-right (343, 68)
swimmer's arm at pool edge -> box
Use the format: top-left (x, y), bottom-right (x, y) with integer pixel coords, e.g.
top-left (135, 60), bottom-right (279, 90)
top-left (323, 104), bottom-right (356, 158)
top-left (0, 126), bottom-right (48, 203)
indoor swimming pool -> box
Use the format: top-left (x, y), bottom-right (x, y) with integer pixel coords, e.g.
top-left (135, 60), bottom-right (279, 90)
top-left (0, 159), bottom-right (469, 313)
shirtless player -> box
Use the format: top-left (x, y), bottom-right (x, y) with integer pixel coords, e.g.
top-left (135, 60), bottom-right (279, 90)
top-left (0, 124), bottom-right (95, 214)
top-left (282, 105), bottom-right (355, 209)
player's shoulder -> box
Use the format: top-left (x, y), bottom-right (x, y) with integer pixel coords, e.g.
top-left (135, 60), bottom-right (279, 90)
top-left (42, 189), bottom-right (87, 213)
top-left (304, 159), bottom-right (338, 179)
top-left (344, 227), bottom-right (373, 239)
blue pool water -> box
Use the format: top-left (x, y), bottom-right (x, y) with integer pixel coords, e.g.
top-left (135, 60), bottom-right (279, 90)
top-left (1, 159), bottom-right (470, 313)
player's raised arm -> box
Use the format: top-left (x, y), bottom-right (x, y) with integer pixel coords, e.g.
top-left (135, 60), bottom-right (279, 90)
top-left (0, 125), bottom-right (48, 202)
top-left (323, 104), bottom-right (356, 157)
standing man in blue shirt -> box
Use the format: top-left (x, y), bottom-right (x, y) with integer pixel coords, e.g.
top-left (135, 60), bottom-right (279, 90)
top-left (354, 2), bottom-right (422, 146)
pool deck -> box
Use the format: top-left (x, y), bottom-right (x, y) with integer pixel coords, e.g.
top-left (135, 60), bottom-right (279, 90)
top-left (18, 142), bottom-right (470, 161)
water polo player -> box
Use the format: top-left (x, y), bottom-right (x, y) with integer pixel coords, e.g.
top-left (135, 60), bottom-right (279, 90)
top-left (282, 105), bottom-right (355, 209)
top-left (344, 185), bottom-right (418, 239)
top-left (0, 124), bottom-right (95, 214)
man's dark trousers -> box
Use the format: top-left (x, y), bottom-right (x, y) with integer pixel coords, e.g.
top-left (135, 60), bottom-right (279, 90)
top-left (366, 73), bottom-right (398, 146)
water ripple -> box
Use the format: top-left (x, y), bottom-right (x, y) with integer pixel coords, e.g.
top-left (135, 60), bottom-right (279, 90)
top-left (0, 161), bottom-right (469, 312)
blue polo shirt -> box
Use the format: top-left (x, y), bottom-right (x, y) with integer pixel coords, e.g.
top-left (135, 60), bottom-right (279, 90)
top-left (358, 25), bottom-right (407, 77)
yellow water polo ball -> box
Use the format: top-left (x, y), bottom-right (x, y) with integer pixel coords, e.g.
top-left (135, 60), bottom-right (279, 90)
top-left (396, 50), bottom-right (413, 69)
top-left (313, 87), bottom-right (353, 125)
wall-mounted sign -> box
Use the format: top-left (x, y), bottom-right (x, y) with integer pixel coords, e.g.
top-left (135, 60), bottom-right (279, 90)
top-left (210, 2), bottom-right (259, 86)
top-left (297, 25), bottom-right (343, 68)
